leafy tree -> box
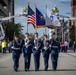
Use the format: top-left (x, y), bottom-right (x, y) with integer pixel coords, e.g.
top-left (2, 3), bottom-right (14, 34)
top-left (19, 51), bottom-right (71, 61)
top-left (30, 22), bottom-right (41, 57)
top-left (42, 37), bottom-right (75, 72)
top-left (2, 22), bottom-right (23, 40)
top-left (29, 33), bottom-right (34, 39)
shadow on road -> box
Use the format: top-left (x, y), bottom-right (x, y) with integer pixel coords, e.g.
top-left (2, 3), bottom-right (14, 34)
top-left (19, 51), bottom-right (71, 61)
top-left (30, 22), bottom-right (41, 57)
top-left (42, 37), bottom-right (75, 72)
top-left (18, 69), bottom-right (76, 72)
top-left (56, 69), bottom-right (76, 71)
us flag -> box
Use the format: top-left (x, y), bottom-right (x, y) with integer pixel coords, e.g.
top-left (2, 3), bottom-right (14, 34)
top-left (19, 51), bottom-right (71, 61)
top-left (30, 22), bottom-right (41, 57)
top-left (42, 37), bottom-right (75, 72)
top-left (27, 5), bottom-right (36, 28)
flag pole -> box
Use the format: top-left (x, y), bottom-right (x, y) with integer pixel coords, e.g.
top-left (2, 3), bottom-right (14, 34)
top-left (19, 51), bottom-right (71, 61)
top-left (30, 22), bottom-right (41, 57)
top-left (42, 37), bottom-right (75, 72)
top-left (34, 4), bottom-right (37, 33)
top-left (44, 27), bottom-right (46, 34)
top-left (26, 24), bottom-right (28, 33)
top-left (45, 5), bottom-right (47, 34)
top-left (45, 5), bottom-right (50, 38)
top-left (26, 2), bottom-right (30, 33)
top-left (35, 28), bottom-right (37, 32)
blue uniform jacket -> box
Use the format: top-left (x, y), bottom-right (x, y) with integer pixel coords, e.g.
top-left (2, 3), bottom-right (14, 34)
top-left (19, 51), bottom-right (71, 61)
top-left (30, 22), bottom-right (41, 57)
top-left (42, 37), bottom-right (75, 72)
top-left (49, 38), bottom-right (60, 54)
top-left (11, 40), bottom-right (22, 55)
top-left (22, 38), bottom-right (32, 54)
top-left (42, 39), bottom-right (50, 54)
top-left (32, 38), bottom-right (42, 55)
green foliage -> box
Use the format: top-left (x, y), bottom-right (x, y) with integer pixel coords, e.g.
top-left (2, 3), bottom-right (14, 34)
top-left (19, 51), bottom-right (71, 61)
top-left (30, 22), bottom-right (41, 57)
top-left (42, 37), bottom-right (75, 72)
top-left (2, 22), bottom-right (23, 40)
top-left (29, 33), bottom-right (34, 39)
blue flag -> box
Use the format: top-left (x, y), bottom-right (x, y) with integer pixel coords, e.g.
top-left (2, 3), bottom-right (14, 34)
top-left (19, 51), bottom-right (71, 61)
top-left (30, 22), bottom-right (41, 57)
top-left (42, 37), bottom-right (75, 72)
top-left (36, 7), bottom-right (45, 28)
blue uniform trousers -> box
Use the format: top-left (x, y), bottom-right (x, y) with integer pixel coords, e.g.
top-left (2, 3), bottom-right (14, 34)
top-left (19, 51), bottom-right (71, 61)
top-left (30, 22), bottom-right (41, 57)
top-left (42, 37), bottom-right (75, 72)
top-left (43, 52), bottom-right (49, 70)
top-left (23, 48), bottom-right (31, 70)
top-left (33, 51), bottom-right (40, 70)
top-left (51, 50), bottom-right (58, 70)
top-left (24, 53), bottom-right (31, 69)
top-left (12, 50), bottom-right (21, 70)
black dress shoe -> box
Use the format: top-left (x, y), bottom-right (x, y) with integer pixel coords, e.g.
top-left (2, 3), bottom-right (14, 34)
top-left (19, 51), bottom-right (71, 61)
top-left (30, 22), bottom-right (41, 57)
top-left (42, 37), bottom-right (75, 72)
top-left (14, 68), bottom-right (18, 72)
top-left (53, 68), bottom-right (56, 71)
top-left (35, 69), bottom-right (37, 71)
top-left (27, 68), bottom-right (29, 71)
top-left (37, 68), bottom-right (39, 71)
top-left (44, 68), bottom-right (48, 71)
top-left (25, 69), bottom-right (28, 71)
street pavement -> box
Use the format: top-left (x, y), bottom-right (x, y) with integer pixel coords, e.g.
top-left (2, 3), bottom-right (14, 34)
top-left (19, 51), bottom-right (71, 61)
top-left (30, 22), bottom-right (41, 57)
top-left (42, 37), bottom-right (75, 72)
top-left (0, 52), bottom-right (76, 75)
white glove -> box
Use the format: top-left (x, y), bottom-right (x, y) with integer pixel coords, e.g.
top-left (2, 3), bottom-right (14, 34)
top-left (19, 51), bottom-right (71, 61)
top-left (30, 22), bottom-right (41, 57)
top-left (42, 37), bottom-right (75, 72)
top-left (49, 45), bottom-right (51, 47)
top-left (26, 45), bottom-right (28, 48)
top-left (11, 46), bottom-right (14, 49)
top-left (25, 43), bottom-right (27, 46)
top-left (44, 47), bottom-right (47, 50)
top-left (35, 47), bottom-right (38, 50)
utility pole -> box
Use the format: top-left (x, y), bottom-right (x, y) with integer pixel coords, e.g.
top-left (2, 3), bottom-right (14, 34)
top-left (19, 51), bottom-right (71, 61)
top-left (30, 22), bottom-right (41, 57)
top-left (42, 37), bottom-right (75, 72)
top-left (61, 18), bottom-right (64, 42)
top-left (68, 20), bottom-right (70, 41)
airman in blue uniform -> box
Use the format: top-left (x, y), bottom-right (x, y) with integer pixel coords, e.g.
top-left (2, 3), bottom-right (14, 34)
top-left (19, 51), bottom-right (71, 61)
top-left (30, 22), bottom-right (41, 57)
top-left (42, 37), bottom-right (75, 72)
top-left (11, 35), bottom-right (22, 72)
top-left (32, 33), bottom-right (42, 71)
top-left (42, 34), bottom-right (50, 71)
top-left (22, 33), bottom-right (32, 71)
top-left (49, 32), bottom-right (60, 71)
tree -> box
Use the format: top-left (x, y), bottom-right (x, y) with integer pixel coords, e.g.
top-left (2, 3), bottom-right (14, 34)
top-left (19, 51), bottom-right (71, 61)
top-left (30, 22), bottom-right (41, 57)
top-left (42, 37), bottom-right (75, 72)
top-left (2, 22), bottom-right (23, 40)
top-left (29, 33), bottom-right (34, 39)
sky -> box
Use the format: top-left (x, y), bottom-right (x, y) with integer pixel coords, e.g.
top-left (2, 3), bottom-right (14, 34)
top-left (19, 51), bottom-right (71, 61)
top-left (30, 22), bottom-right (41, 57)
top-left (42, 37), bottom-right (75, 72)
top-left (15, 0), bottom-right (71, 37)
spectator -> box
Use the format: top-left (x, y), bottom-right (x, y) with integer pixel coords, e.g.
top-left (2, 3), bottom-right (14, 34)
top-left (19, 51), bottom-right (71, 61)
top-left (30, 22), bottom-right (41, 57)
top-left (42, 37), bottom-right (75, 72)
top-left (8, 41), bottom-right (12, 53)
top-left (0, 41), bottom-right (2, 53)
top-left (1, 39), bottom-right (7, 53)
top-left (74, 40), bottom-right (76, 53)
top-left (64, 41), bottom-right (69, 53)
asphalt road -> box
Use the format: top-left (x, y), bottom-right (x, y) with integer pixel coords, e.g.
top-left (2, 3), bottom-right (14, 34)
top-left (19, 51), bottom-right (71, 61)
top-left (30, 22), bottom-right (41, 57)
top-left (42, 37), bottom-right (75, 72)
top-left (0, 53), bottom-right (76, 75)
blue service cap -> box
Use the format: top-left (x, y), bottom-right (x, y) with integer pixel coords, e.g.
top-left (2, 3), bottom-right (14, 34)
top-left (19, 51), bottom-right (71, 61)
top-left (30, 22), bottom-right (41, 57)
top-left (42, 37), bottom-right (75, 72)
top-left (52, 32), bottom-right (56, 35)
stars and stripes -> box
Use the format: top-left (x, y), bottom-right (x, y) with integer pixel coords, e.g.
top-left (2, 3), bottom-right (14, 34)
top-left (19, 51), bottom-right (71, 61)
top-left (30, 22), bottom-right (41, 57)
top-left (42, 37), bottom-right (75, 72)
top-left (27, 5), bottom-right (36, 28)
top-left (27, 14), bottom-right (36, 28)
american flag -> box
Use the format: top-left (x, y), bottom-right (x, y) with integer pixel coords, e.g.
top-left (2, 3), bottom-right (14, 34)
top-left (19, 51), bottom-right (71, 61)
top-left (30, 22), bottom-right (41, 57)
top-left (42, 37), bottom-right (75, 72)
top-left (27, 5), bottom-right (36, 28)
top-left (27, 14), bottom-right (36, 28)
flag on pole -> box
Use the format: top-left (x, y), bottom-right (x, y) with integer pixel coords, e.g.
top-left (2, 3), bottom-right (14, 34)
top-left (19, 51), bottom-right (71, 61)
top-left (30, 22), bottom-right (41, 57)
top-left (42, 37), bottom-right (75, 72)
top-left (46, 8), bottom-right (54, 26)
top-left (46, 7), bottom-right (61, 27)
top-left (35, 7), bottom-right (45, 28)
top-left (27, 5), bottom-right (36, 28)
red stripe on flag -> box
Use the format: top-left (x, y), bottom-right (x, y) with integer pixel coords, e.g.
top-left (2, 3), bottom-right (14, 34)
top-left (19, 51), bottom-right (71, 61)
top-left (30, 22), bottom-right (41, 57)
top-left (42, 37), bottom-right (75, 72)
top-left (27, 14), bottom-right (36, 28)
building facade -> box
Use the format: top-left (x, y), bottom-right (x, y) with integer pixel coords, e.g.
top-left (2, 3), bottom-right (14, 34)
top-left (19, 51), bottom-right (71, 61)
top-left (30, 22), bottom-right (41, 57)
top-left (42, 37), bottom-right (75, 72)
top-left (71, 0), bottom-right (76, 42)
top-left (0, 0), bottom-right (14, 21)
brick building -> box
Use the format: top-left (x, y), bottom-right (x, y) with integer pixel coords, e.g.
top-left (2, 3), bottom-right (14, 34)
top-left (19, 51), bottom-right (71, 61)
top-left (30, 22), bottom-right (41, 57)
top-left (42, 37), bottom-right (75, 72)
top-left (70, 0), bottom-right (76, 42)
